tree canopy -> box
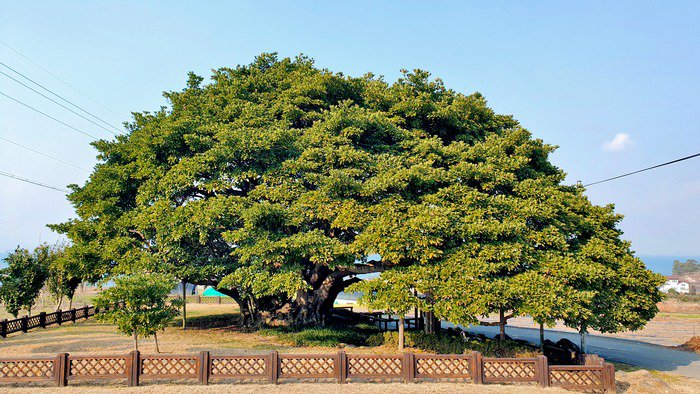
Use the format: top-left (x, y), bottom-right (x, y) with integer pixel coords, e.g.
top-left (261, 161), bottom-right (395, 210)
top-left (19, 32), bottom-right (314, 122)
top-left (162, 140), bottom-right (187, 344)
top-left (0, 247), bottom-right (48, 317)
top-left (53, 53), bottom-right (664, 329)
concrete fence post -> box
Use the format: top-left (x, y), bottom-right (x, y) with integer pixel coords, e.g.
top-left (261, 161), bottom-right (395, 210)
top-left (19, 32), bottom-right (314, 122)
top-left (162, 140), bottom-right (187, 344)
top-left (538, 355), bottom-right (549, 387)
top-left (403, 352), bottom-right (415, 383)
top-left (1, 318), bottom-right (8, 337)
top-left (127, 350), bottom-right (140, 386)
top-left (20, 315), bottom-right (28, 333)
top-left (54, 353), bottom-right (69, 387)
top-left (470, 351), bottom-right (483, 384)
top-left (39, 312), bottom-right (47, 328)
top-left (268, 351), bottom-right (279, 384)
top-left (604, 363), bottom-right (616, 393)
top-left (198, 351), bottom-right (210, 385)
top-left (335, 350), bottom-right (347, 383)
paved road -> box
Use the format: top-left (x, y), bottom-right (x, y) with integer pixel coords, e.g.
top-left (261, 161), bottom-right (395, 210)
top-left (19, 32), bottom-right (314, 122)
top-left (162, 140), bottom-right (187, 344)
top-left (458, 323), bottom-right (700, 379)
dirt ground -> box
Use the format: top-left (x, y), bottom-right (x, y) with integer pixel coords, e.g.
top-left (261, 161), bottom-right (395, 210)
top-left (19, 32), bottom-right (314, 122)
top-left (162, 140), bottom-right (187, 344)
top-left (0, 373), bottom-right (698, 393)
top-left (0, 382), bottom-right (571, 394)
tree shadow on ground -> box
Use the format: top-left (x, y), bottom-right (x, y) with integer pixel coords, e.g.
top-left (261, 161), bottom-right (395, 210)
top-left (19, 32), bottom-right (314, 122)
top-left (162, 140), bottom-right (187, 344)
top-left (185, 313), bottom-right (242, 330)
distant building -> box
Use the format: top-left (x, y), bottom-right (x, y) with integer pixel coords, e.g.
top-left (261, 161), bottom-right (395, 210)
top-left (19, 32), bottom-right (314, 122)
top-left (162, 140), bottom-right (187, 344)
top-left (660, 276), bottom-right (692, 294)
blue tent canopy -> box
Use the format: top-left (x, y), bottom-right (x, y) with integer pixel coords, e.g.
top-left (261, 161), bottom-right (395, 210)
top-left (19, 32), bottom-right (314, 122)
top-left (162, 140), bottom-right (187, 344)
top-left (202, 286), bottom-right (230, 297)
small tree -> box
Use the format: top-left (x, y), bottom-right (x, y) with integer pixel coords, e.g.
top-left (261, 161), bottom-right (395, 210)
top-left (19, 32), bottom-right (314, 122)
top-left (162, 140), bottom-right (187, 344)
top-left (0, 247), bottom-right (48, 317)
top-left (94, 273), bottom-right (181, 352)
top-left (36, 242), bottom-right (82, 311)
top-left (347, 269), bottom-right (419, 351)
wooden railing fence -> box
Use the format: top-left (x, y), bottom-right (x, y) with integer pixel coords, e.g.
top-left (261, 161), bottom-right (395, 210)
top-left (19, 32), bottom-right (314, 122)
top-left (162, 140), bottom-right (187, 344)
top-left (0, 303), bottom-right (121, 338)
top-left (0, 351), bottom-right (616, 392)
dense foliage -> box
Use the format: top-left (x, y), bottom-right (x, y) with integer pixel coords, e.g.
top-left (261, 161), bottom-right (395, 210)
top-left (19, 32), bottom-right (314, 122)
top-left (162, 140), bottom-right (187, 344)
top-left (367, 331), bottom-right (539, 357)
top-left (53, 53), bottom-right (664, 331)
top-left (673, 259), bottom-right (699, 276)
top-left (0, 243), bottom-right (83, 317)
top-left (0, 247), bottom-right (48, 317)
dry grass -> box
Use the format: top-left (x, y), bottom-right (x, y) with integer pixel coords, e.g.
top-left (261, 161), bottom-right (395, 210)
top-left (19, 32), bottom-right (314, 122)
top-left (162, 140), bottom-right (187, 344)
top-left (0, 303), bottom-right (393, 356)
top-left (0, 382), bottom-right (572, 394)
top-left (0, 294), bottom-right (96, 320)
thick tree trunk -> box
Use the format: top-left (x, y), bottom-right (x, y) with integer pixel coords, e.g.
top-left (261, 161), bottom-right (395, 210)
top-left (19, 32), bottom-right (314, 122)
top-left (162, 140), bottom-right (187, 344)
top-left (215, 263), bottom-right (374, 327)
top-left (289, 265), bottom-right (358, 326)
top-left (215, 287), bottom-right (256, 326)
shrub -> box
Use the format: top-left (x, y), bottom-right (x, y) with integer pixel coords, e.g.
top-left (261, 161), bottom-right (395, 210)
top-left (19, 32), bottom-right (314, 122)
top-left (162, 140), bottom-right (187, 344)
top-left (367, 331), bottom-right (539, 357)
top-left (260, 323), bottom-right (380, 347)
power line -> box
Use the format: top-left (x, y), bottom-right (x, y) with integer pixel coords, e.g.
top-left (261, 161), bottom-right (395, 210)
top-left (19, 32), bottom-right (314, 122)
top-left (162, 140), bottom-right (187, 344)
top-left (0, 39), bottom-right (127, 122)
top-left (0, 69), bottom-right (118, 136)
top-left (0, 136), bottom-right (89, 172)
top-left (0, 90), bottom-right (99, 140)
top-left (0, 170), bottom-right (70, 193)
top-left (584, 152), bottom-right (700, 187)
top-left (0, 60), bottom-right (122, 133)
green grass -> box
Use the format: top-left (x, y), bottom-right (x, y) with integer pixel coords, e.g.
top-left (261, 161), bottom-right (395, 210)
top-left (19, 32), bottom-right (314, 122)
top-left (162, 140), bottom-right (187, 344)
top-left (658, 313), bottom-right (700, 319)
top-left (259, 323), bottom-right (380, 347)
top-left (611, 362), bottom-right (644, 372)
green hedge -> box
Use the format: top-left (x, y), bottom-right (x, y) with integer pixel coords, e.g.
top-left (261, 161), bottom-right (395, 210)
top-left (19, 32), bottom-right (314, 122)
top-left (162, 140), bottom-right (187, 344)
top-left (368, 331), bottom-right (540, 357)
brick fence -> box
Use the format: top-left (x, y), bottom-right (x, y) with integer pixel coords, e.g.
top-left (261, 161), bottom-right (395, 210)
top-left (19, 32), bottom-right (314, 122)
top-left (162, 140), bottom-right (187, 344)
top-left (0, 351), bottom-right (615, 392)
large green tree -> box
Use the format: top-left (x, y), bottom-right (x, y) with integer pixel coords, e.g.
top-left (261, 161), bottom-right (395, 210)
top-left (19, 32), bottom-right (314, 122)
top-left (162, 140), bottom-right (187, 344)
top-left (53, 53), bottom-right (663, 328)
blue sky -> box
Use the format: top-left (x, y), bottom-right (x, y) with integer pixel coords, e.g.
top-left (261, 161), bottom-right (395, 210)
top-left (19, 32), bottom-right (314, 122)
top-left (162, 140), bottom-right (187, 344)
top-left (1, 1), bottom-right (699, 257)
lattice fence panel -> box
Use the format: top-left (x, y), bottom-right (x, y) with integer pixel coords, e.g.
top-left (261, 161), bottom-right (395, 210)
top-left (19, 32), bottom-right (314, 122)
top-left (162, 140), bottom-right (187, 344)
top-left (141, 357), bottom-right (197, 377)
top-left (45, 313), bottom-right (58, 325)
top-left (348, 356), bottom-right (403, 377)
top-left (27, 316), bottom-right (41, 329)
top-left (75, 309), bottom-right (85, 319)
top-left (211, 357), bottom-right (267, 377)
top-left (0, 359), bottom-right (54, 380)
top-left (416, 356), bottom-right (471, 378)
top-left (483, 360), bottom-right (537, 382)
top-left (6, 319), bottom-right (22, 333)
top-left (61, 311), bottom-right (72, 321)
top-left (550, 369), bottom-right (604, 389)
top-left (70, 357), bottom-right (127, 377)
top-left (280, 356), bottom-right (335, 377)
